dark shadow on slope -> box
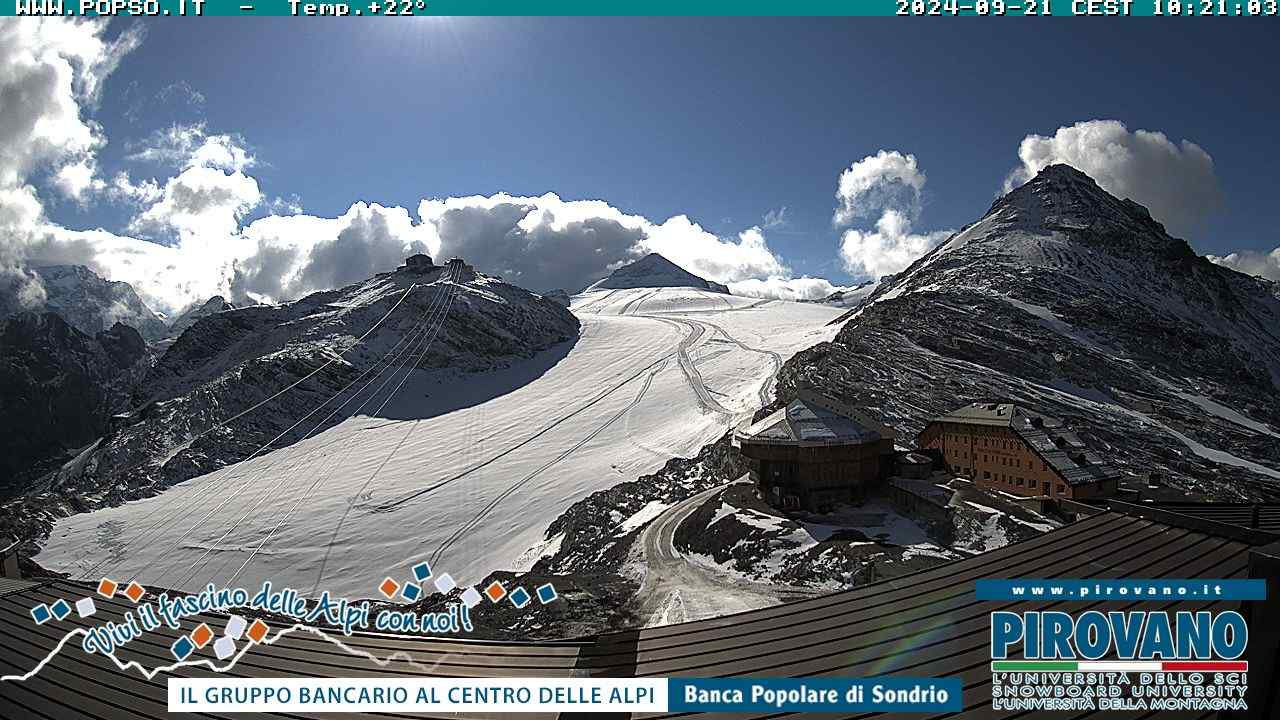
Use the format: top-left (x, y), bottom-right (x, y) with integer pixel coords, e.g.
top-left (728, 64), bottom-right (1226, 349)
top-left (363, 335), bottom-right (579, 422)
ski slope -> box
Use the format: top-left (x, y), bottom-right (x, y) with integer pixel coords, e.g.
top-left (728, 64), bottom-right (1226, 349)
top-left (39, 287), bottom-right (843, 598)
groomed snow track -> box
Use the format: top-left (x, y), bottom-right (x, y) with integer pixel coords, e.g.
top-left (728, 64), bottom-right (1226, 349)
top-left (2, 502), bottom-right (1272, 719)
top-left (39, 285), bottom-right (844, 598)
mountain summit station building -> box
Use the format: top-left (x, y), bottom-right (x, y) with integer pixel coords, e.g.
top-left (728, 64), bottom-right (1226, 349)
top-left (735, 390), bottom-right (896, 511)
top-left (918, 402), bottom-right (1120, 500)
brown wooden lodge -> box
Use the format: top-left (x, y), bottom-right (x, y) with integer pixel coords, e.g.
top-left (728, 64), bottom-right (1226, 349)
top-left (917, 401), bottom-right (1120, 500)
top-left (734, 389), bottom-right (896, 511)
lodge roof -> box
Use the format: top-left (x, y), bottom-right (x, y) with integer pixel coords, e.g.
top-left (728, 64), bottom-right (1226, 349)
top-left (925, 402), bottom-right (1121, 487)
top-left (735, 389), bottom-right (895, 447)
top-left (1, 503), bottom-right (1269, 719)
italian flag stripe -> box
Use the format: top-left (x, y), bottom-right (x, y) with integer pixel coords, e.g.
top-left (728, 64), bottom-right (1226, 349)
top-left (992, 660), bottom-right (1247, 672)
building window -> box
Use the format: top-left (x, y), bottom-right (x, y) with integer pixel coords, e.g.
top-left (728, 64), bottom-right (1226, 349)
top-left (983, 470), bottom-right (991, 479)
top-left (1058, 484), bottom-right (1067, 494)
top-left (1017, 477), bottom-right (1024, 486)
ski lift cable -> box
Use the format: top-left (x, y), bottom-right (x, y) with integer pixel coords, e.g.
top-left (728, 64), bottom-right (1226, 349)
top-left (81, 285), bottom-right (428, 583)
top-left (147, 263), bottom-right (463, 586)
top-left (224, 265), bottom-right (466, 589)
top-left (305, 266), bottom-right (471, 593)
top-left (194, 281), bottom-right (423, 439)
top-left (238, 265), bottom-right (467, 590)
top-left (167, 265), bottom-right (463, 589)
top-left (83, 274), bottom-right (445, 583)
top-left (86, 280), bottom-right (444, 583)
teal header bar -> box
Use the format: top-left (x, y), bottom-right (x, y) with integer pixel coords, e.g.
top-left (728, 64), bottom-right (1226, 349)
top-left (5, 0), bottom-right (1279, 17)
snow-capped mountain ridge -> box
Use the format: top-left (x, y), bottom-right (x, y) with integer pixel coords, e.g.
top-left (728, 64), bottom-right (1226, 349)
top-left (848, 165), bottom-right (1279, 384)
top-left (798, 164), bottom-right (1280, 500)
top-left (0, 313), bottom-right (150, 491)
top-left (6, 259), bottom-right (580, 555)
top-left (33, 267), bottom-right (843, 595)
top-left (0, 265), bottom-right (169, 342)
top-left (167, 296), bottom-right (234, 338)
top-left (585, 253), bottom-right (730, 294)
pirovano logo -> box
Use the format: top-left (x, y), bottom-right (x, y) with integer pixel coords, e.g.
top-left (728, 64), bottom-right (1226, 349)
top-left (979, 579), bottom-right (1260, 713)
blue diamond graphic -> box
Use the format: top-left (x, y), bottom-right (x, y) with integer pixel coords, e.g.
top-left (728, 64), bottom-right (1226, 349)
top-left (536, 583), bottom-right (558, 604)
top-left (171, 636), bottom-right (195, 661)
top-left (412, 562), bottom-right (432, 582)
top-left (30, 604), bottom-right (51, 625)
top-left (49, 599), bottom-right (71, 620)
top-left (402, 582), bottom-right (421, 601)
top-left (509, 587), bottom-right (531, 609)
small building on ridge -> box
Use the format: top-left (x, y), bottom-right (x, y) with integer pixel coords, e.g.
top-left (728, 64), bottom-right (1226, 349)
top-left (917, 402), bottom-right (1120, 500)
top-left (735, 389), bottom-right (896, 512)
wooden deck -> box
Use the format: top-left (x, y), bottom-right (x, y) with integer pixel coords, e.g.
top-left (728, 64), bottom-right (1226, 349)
top-left (1, 506), bottom-right (1271, 719)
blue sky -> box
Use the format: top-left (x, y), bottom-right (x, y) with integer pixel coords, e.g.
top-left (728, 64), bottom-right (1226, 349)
top-left (7, 18), bottom-right (1279, 312)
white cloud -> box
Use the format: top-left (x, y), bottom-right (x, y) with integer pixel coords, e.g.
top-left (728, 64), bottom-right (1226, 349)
top-left (127, 122), bottom-right (256, 172)
top-left (231, 202), bottom-right (431, 303)
top-left (834, 150), bottom-right (926, 227)
top-left (266, 194), bottom-right (303, 215)
top-left (125, 80), bottom-right (205, 124)
top-left (52, 157), bottom-right (101, 200)
top-left (839, 209), bottom-right (952, 280)
top-left (129, 165), bottom-right (262, 241)
top-left (227, 195), bottom-right (797, 306)
top-left (104, 170), bottom-right (162, 204)
top-left (1003, 119), bottom-right (1223, 239)
top-left (833, 150), bottom-right (952, 280)
top-left (641, 221), bottom-right (787, 285)
top-left (0, 18), bottom-right (142, 305)
top-left (1208, 248), bottom-right (1280, 283)
top-left (1, 19), bottom-right (845, 318)
top-left (122, 123), bottom-right (263, 245)
top-left (729, 276), bottom-right (848, 301)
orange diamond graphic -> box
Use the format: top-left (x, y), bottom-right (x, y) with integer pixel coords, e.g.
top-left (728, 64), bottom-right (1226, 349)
top-left (483, 581), bottom-right (507, 603)
top-left (378, 577), bottom-right (399, 600)
top-left (97, 578), bottom-right (118, 599)
top-left (247, 619), bottom-right (269, 644)
top-left (191, 623), bottom-right (214, 648)
top-left (123, 582), bottom-right (145, 603)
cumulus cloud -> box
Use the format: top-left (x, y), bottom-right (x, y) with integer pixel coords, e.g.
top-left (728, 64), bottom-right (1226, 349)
top-left (1003, 119), bottom-right (1223, 239)
top-left (833, 150), bottom-right (952, 280)
top-left (129, 164), bottom-right (262, 241)
top-left (1, 18), bottom-right (845, 317)
top-left (834, 150), bottom-right (926, 227)
top-left (1208, 247), bottom-right (1280, 283)
top-left (224, 195), bottom-right (798, 306)
top-left (120, 124), bottom-right (263, 246)
top-left (0, 18), bottom-right (144, 303)
top-left (728, 276), bottom-right (849, 301)
top-left (419, 193), bottom-right (643, 293)
top-left (642, 221), bottom-right (787, 285)
top-left (0, 20), bottom-right (142, 192)
top-left (231, 203), bottom-right (431, 303)
top-left (839, 209), bottom-right (952, 280)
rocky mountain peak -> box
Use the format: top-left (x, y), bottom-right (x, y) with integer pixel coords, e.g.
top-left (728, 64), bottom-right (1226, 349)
top-left (165, 295), bottom-right (236, 340)
top-left (984, 164), bottom-right (1178, 254)
top-left (585, 253), bottom-right (730, 294)
top-left (1, 264), bottom-right (170, 343)
top-left (813, 164), bottom-right (1280, 503)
